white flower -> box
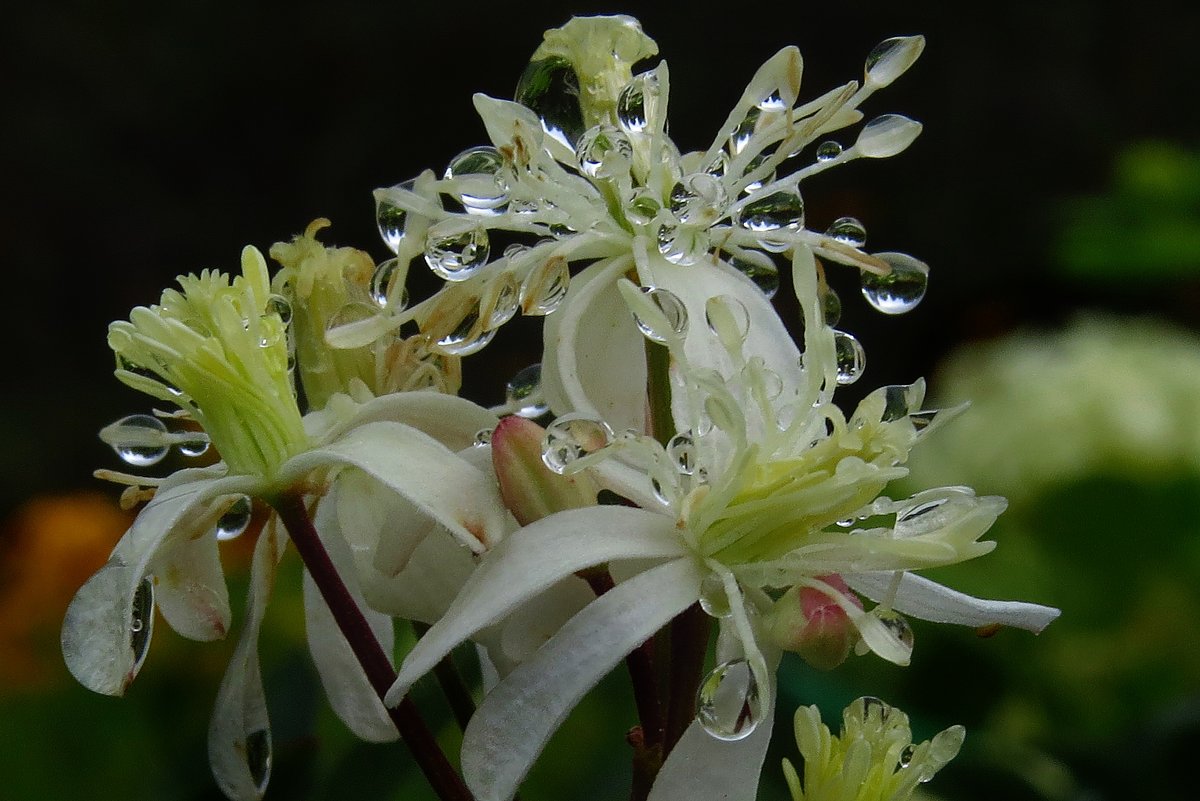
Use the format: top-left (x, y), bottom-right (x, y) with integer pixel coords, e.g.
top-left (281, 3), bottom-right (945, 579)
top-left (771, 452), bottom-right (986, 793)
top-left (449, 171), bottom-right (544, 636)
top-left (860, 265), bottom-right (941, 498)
top-left (63, 244), bottom-right (507, 800)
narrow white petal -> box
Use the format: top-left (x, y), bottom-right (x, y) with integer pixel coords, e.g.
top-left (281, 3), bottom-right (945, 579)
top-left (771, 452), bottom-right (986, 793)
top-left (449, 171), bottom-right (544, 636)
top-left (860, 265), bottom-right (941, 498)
top-left (647, 703), bottom-right (776, 801)
top-left (462, 557), bottom-right (704, 801)
top-left (152, 521), bottom-right (231, 642)
top-left (845, 572), bottom-right (1061, 633)
top-left (208, 521), bottom-right (284, 801)
top-left (386, 506), bottom-right (685, 705)
top-left (283, 421), bottom-right (508, 553)
top-left (61, 471), bottom-right (257, 696)
top-left (542, 256), bottom-right (647, 433)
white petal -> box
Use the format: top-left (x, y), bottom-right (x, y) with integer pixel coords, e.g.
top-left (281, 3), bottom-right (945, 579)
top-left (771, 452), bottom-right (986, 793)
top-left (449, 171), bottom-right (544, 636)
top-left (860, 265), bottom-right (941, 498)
top-left (303, 519), bottom-right (398, 742)
top-left (61, 471), bottom-right (257, 696)
top-left (208, 521), bottom-right (284, 801)
top-left (357, 524), bottom-right (475, 624)
top-left (462, 556), bottom-right (704, 801)
top-left (647, 703), bottom-right (776, 801)
top-left (542, 256), bottom-right (647, 433)
top-left (845, 572), bottom-right (1061, 633)
top-left (151, 517), bottom-right (231, 642)
top-left (386, 506), bottom-right (685, 705)
top-left (283, 420), bottom-right (507, 553)
top-left (318, 393), bottom-right (500, 453)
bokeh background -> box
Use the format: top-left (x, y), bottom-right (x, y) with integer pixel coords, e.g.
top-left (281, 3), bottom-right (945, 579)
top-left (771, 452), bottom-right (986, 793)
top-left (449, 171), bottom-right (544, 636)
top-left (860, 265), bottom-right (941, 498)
top-left (2, 1), bottom-right (1198, 799)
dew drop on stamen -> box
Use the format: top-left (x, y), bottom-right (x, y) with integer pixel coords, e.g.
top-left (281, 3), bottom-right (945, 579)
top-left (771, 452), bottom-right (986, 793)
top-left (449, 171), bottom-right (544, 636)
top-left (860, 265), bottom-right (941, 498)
top-left (424, 221), bottom-right (490, 282)
top-left (815, 140), bottom-right (843, 162)
top-left (616, 73), bottom-right (658, 134)
top-left (666, 431), bottom-right (697, 475)
top-left (370, 258), bottom-right (409, 310)
top-left (541, 414), bottom-right (615, 474)
top-left (697, 658), bottom-right (763, 741)
top-left (632, 286), bottom-right (688, 343)
top-left (445, 145), bottom-right (508, 215)
top-left (734, 190), bottom-right (804, 232)
top-left (105, 414), bottom-right (170, 467)
top-left (520, 256), bottom-right (570, 315)
top-left (506, 363), bottom-right (548, 419)
top-left (821, 286), bottom-right (842, 327)
top-left (216, 495), bottom-right (253, 541)
top-left (705, 294), bottom-right (751, 343)
top-left (435, 308), bottom-right (495, 357)
top-left (515, 56), bottom-right (585, 150)
top-left (375, 183), bottom-right (411, 254)
top-left (175, 432), bottom-right (210, 458)
top-left (825, 216), bottom-right (867, 248)
top-left (576, 125), bottom-right (633, 178)
top-left (656, 223), bottom-right (709, 266)
top-left (860, 252), bottom-right (928, 315)
top-left (698, 573), bottom-right (732, 618)
top-left (266, 294), bottom-right (293, 326)
top-left (833, 330), bottom-right (866, 385)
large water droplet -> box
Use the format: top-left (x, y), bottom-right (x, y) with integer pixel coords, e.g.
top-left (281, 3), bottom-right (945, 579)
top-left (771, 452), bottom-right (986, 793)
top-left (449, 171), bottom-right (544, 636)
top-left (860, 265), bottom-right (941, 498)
top-left (833, 330), bottom-right (866, 385)
top-left (375, 181), bottom-right (413, 254)
top-left (445, 146), bottom-right (508, 215)
top-left (632, 286), bottom-right (688, 343)
top-left (861, 252), bottom-right (929, 314)
top-left (728, 107), bottom-right (761, 156)
top-left (435, 307), bottom-right (495, 356)
top-left (130, 577), bottom-right (155, 672)
top-left (657, 223), bottom-right (709, 266)
top-left (698, 573), bottom-right (732, 618)
top-left (734, 190), bottom-right (804, 232)
top-left (616, 72), bottom-right (659, 134)
top-left (245, 727), bottom-right (272, 793)
top-left (506, 363), bottom-right (548, 418)
top-left (520, 255), bottom-right (570, 315)
top-left (515, 56), bottom-right (584, 149)
top-left (483, 273), bottom-right (520, 330)
top-left (874, 608), bottom-right (914, 651)
top-left (216, 495), bottom-right (253, 541)
top-left (266, 294), bottom-right (293, 326)
top-left (697, 658), bottom-right (763, 741)
top-left (730, 253), bottom-right (780, 299)
top-left (175, 432), bottom-right (210, 458)
top-left (424, 220), bottom-right (490, 282)
top-left (821, 286), bottom-right (842, 326)
top-left (705, 295), bottom-right (750, 343)
top-left (577, 125), bottom-right (633, 178)
top-left (757, 88), bottom-right (788, 112)
top-left (670, 173), bottom-right (729, 226)
top-left (826, 216), bottom-right (867, 248)
top-left (104, 414), bottom-right (170, 467)
top-left (815, 140), bottom-right (843, 162)
top-left (370, 258), bottom-right (408, 310)
top-left (541, 414), bottom-right (615, 474)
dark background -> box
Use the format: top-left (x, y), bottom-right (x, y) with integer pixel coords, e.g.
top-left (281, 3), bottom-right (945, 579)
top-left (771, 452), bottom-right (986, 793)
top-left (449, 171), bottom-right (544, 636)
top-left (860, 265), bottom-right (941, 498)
top-left (2, 2), bottom-right (1198, 800)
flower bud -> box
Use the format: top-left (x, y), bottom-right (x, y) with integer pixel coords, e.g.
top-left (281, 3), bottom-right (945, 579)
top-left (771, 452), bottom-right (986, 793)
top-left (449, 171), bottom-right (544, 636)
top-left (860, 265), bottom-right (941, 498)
top-left (766, 575), bottom-right (862, 670)
top-left (491, 416), bottom-right (599, 525)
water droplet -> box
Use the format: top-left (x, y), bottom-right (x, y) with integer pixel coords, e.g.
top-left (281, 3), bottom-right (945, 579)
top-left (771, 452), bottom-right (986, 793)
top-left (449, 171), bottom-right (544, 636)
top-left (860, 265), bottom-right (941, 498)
top-left (833, 330), bottom-right (866, 385)
top-left (473, 428), bottom-right (492, 447)
top-left (698, 573), bottom-right (732, 617)
top-left (216, 495), bottom-right (253, 541)
top-left (734, 190), bottom-right (804, 232)
top-left (815, 140), bottom-right (843, 162)
top-left (370, 258), bottom-right (408, 309)
top-left (424, 220), bottom-right (490, 282)
top-left (740, 150), bottom-right (777, 194)
top-left (375, 181), bottom-right (412, 254)
top-left (435, 307), bottom-right (495, 356)
top-left (909, 409), bottom-right (939, 432)
top-left (858, 695), bottom-right (893, 724)
top-left (860, 252), bottom-right (929, 314)
top-left (130, 577), bottom-right (154, 671)
top-left (266, 294), bottom-right (293, 326)
top-left (881, 385), bottom-right (914, 422)
top-left (506, 363), bottom-right (548, 418)
top-left (899, 744), bottom-right (916, 768)
top-left (515, 56), bottom-right (584, 149)
top-left (705, 295), bottom-right (751, 343)
top-left (666, 431), bottom-right (696, 475)
top-left (245, 727), bottom-right (272, 793)
top-left (826, 216), bottom-right (867, 248)
top-left (821, 286), bottom-right (842, 326)
top-left (577, 125), bottom-right (633, 178)
top-left (483, 272), bottom-right (520, 330)
top-left (520, 255), bottom-right (570, 315)
top-left (757, 89), bottom-right (788, 112)
top-left (703, 151), bottom-right (729, 179)
top-left (730, 254), bottom-right (779, 299)
top-left (670, 173), bottom-right (729, 226)
top-left (104, 414), bottom-right (170, 467)
top-left (541, 414), bottom-right (614, 474)
top-left (627, 190), bottom-right (661, 225)
top-left (697, 658), bottom-right (763, 741)
top-left (445, 146), bottom-right (508, 215)
top-left (175, 432), bottom-right (210, 458)
top-left (874, 608), bottom-right (914, 651)
top-left (617, 72), bottom-right (659, 134)
top-left (728, 107), bottom-right (761, 155)
top-left (656, 223), bottom-right (709, 266)
top-left (632, 286), bottom-right (688, 344)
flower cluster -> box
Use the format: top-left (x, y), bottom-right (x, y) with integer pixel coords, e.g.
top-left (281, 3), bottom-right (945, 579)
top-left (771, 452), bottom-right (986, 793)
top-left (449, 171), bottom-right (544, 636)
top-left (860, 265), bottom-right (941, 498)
top-left (63, 14), bottom-right (1057, 801)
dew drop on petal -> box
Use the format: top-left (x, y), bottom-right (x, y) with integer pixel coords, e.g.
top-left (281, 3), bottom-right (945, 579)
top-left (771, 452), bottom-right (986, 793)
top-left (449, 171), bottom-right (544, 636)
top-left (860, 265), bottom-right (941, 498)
top-left (506, 363), bottom-right (548, 418)
top-left (473, 428), bottom-right (493, 447)
top-left (370, 258), bottom-right (408, 310)
top-left (825, 216), bottom-right (867, 248)
top-left (815, 140), bottom-right (843, 162)
top-left (874, 608), bottom-right (915, 651)
top-left (424, 220), bottom-right (490, 282)
top-left (216, 495), bottom-right (253, 541)
top-left (666, 431), bottom-right (696, 475)
top-left (698, 573), bottom-right (732, 618)
top-left (130, 577), bottom-right (155, 672)
top-left (657, 223), bottom-right (709, 266)
top-left (633, 286), bottom-right (688, 343)
top-left (266, 294), bottom-right (293, 326)
top-left (445, 145), bottom-right (508, 215)
top-left (577, 125), bottom-right (633, 178)
top-left (833, 330), bottom-right (866, 385)
top-left (105, 414), bottom-right (170, 467)
top-left (520, 256), bottom-right (570, 315)
top-left (670, 173), bottom-right (729, 226)
top-left (245, 727), bottom-right (272, 794)
top-left (697, 658), bottom-right (763, 741)
top-left (899, 744), bottom-right (916, 768)
top-left (860, 252), bottom-right (929, 314)
top-left (515, 56), bottom-right (584, 150)
top-left (541, 414), bottom-right (615, 474)
top-left (435, 308), bottom-right (495, 356)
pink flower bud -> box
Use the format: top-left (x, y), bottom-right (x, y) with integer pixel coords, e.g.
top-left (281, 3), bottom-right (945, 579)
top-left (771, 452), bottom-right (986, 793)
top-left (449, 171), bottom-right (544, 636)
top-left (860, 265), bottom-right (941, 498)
top-left (491, 416), bottom-right (599, 525)
top-left (767, 575), bottom-right (862, 671)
